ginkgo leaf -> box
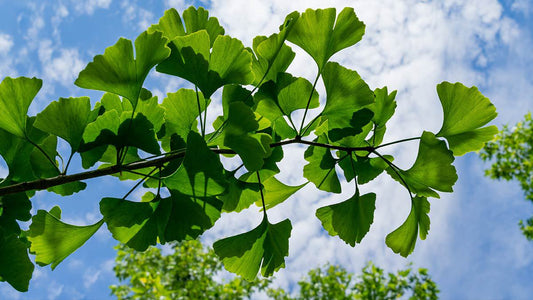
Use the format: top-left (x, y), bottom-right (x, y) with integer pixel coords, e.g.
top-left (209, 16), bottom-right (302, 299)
top-left (369, 87), bottom-right (397, 146)
top-left (219, 170), bottom-right (261, 212)
top-left (321, 62), bottom-right (374, 132)
top-left (81, 110), bottom-right (161, 155)
top-left (213, 216), bottom-right (291, 280)
top-left (225, 174), bottom-right (304, 212)
top-left (75, 31), bottom-right (170, 107)
top-left (182, 6), bottom-right (225, 46)
top-left (316, 192), bottom-right (376, 246)
top-left (338, 153), bottom-right (392, 184)
top-left (0, 77), bottom-right (42, 138)
top-left (0, 232), bottom-right (34, 292)
top-left (27, 207), bottom-right (104, 269)
top-left (100, 196), bottom-right (171, 251)
top-left (250, 14), bottom-right (297, 85)
top-left (157, 30), bottom-right (253, 98)
top-left (148, 8), bottom-right (186, 40)
top-left (165, 131), bottom-right (227, 197)
top-left (387, 131), bottom-right (457, 198)
top-left (34, 97), bottom-right (91, 152)
top-left (224, 102), bottom-right (272, 171)
top-left (303, 135), bottom-right (341, 193)
top-left (0, 118), bottom-right (56, 182)
top-left (386, 196), bottom-right (430, 257)
top-left (0, 192), bottom-right (31, 236)
top-left (164, 191), bottom-right (222, 242)
top-left (162, 89), bottom-right (206, 141)
top-left (436, 82), bottom-right (498, 156)
top-left (286, 7), bottom-right (365, 69)
top-left (47, 181), bottom-right (87, 196)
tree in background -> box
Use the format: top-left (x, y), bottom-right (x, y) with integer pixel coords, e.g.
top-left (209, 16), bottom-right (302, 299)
top-left (480, 112), bottom-right (533, 240)
top-left (111, 240), bottom-right (439, 300)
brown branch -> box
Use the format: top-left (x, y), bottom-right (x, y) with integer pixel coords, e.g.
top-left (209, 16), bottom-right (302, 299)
top-left (0, 138), bottom-right (375, 197)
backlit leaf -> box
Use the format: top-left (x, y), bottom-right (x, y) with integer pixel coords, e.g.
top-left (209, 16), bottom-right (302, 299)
top-left (316, 192), bottom-right (376, 246)
top-left (436, 82), bottom-right (498, 156)
top-left (303, 135), bottom-right (341, 193)
top-left (164, 131), bottom-right (227, 197)
top-left (386, 196), bottom-right (430, 257)
top-left (161, 89), bottom-right (206, 141)
top-left (75, 31), bottom-right (170, 107)
top-left (34, 97), bottom-right (91, 152)
top-left (213, 216), bottom-right (291, 280)
top-left (28, 207), bottom-right (104, 269)
top-left (0, 77), bottom-right (42, 138)
top-left (286, 8), bottom-right (365, 69)
top-left (386, 131), bottom-right (457, 198)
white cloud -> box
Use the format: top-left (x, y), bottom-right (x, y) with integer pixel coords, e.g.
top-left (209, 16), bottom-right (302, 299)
top-left (40, 45), bottom-right (85, 88)
top-left (121, 0), bottom-right (155, 31)
top-left (0, 33), bottom-right (14, 53)
top-left (47, 281), bottom-right (64, 300)
top-left (72, 0), bottom-right (112, 15)
top-left (83, 267), bottom-right (101, 289)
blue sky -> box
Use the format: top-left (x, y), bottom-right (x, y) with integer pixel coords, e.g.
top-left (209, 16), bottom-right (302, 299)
top-left (0, 0), bottom-right (532, 299)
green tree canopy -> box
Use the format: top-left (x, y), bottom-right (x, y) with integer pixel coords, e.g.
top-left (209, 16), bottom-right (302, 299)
top-left (480, 112), bottom-right (533, 240)
top-left (111, 239), bottom-right (439, 300)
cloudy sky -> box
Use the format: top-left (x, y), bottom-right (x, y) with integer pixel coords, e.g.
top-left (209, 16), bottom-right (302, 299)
top-left (0, 0), bottom-right (532, 299)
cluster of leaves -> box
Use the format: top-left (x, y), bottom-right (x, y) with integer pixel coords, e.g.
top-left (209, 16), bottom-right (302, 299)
top-left (480, 112), bottom-right (533, 240)
top-left (0, 6), bottom-right (497, 292)
top-left (112, 239), bottom-right (439, 300)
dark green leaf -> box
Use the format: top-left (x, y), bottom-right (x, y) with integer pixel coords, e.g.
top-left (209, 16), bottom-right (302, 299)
top-left (224, 102), bottom-right (272, 171)
top-left (47, 181), bottom-right (87, 196)
top-left (213, 216), bottom-right (291, 280)
top-left (303, 135), bottom-right (341, 193)
top-left (369, 87), bottom-right (397, 145)
top-left (0, 192), bottom-right (31, 235)
top-left (0, 232), bottom-right (34, 292)
top-left (339, 154), bottom-right (392, 184)
top-left (165, 131), bottom-right (227, 197)
top-left (436, 82), bottom-right (498, 156)
top-left (28, 207), bottom-right (104, 269)
top-left (386, 196), bottom-right (430, 257)
top-left (316, 192), bottom-right (376, 246)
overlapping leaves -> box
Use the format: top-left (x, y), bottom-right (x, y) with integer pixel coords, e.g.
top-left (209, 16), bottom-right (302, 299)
top-left (0, 6), bottom-right (500, 293)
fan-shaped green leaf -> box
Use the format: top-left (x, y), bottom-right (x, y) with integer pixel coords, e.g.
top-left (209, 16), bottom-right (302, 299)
top-left (28, 207), bottom-right (104, 269)
top-left (213, 216), bottom-right (291, 280)
top-left (164, 191), bottom-right (222, 242)
top-left (436, 82), bottom-right (498, 156)
top-left (286, 8), bottom-right (365, 69)
top-left (47, 181), bottom-right (87, 196)
top-left (164, 131), bottom-right (227, 197)
top-left (0, 77), bottom-right (42, 138)
top-left (386, 196), bottom-right (430, 257)
top-left (386, 131), bottom-right (457, 198)
top-left (369, 87), bottom-right (397, 145)
top-left (148, 8), bottom-right (186, 40)
top-left (224, 102), bottom-right (272, 171)
top-left (303, 135), bottom-right (341, 193)
top-left (162, 89), bottom-right (206, 140)
top-left (157, 31), bottom-right (253, 98)
top-left (34, 97), bottom-right (91, 152)
top-left (0, 232), bottom-right (34, 292)
top-left (250, 14), bottom-right (297, 85)
top-left (182, 6), bottom-right (224, 46)
top-left (316, 192), bottom-right (376, 246)
top-left (100, 196), bottom-right (171, 251)
top-left (0, 192), bottom-right (31, 236)
top-left (75, 31), bottom-right (170, 107)
top-left (338, 153), bottom-right (392, 184)
top-left (321, 62), bottom-right (374, 132)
